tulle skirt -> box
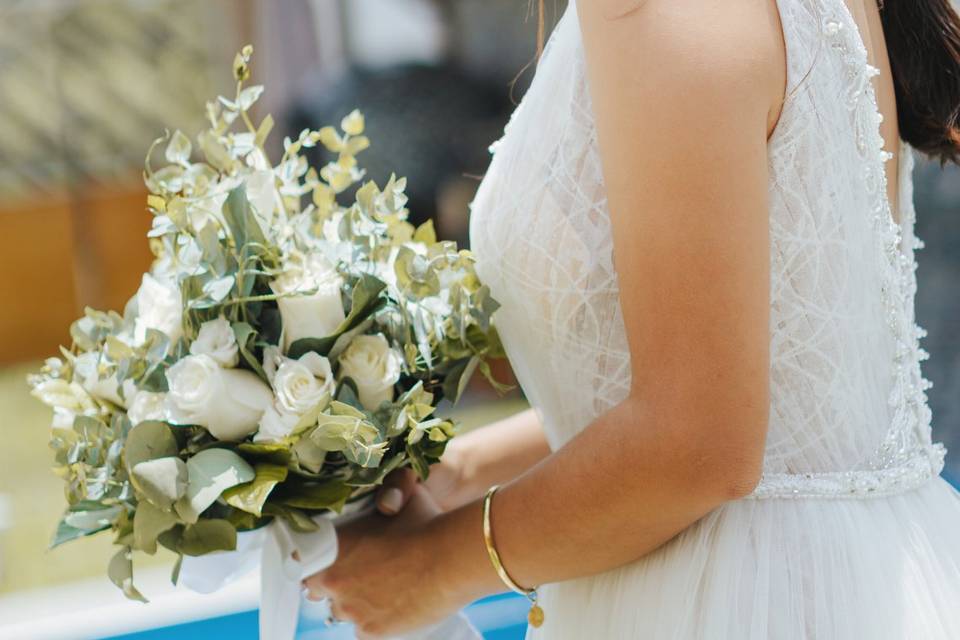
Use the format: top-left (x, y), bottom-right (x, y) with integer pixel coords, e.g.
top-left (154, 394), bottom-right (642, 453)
top-left (528, 475), bottom-right (960, 639)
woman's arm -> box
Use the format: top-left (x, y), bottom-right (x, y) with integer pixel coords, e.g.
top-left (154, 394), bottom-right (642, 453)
top-left (428, 0), bottom-right (785, 594)
top-left (306, 1), bottom-right (786, 635)
top-left (375, 408), bottom-right (551, 514)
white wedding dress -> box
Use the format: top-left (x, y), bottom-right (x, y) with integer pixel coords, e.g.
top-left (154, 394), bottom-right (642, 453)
top-left (467, 0), bottom-right (960, 637)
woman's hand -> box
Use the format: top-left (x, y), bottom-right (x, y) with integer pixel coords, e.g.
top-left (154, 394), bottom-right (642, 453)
top-left (303, 485), bottom-right (480, 639)
top-left (374, 442), bottom-right (465, 516)
top-left (374, 408), bottom-right (551, 517)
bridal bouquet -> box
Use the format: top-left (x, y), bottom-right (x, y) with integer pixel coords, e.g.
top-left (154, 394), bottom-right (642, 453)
top-left (28, 46), bottom-right (505, 628)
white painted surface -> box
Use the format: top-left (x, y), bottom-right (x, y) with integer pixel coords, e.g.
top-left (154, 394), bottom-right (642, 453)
top-left (0, 567), bottom-right (258, 640)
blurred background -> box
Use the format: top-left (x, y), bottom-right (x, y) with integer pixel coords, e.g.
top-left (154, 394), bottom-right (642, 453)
top-left (0, 0), bottom-right (957, 638)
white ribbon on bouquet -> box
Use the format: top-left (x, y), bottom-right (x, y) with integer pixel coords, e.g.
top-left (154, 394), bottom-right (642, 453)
top-left (177, 502), bottom-right (481, 640)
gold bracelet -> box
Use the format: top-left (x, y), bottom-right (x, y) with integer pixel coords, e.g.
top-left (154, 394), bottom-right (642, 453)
top-left (482, 484), bottom-right (545, 628)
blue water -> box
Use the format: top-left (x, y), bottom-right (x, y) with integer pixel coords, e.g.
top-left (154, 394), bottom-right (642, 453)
top-left (105, 592), bottom-right (529, 640)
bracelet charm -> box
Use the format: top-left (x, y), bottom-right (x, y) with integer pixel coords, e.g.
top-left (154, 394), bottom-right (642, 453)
top-left (482, 484), bottom-right (544, 628)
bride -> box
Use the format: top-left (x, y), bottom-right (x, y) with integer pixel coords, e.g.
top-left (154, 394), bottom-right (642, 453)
top-left (303, 0), bottom-right (960, 637)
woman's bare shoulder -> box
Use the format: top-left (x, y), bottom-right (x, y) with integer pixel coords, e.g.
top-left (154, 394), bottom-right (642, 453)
top-left (577, 0), bottom-right (786, 120)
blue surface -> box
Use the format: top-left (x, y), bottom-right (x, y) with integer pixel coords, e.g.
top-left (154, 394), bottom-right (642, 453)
top-left (944, 469), bottom-right (958, 489)
top-left (104, 592), bottom-right (529, 640)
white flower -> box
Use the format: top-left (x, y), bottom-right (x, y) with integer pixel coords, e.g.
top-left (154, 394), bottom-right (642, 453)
top-left (134, 273), bottom-right (183, 345)
top-left (190, 316), bottom-right (240, 367)
top-left (253, 404), bottom-right (300, 443)
top-left (51, 408), bottom-right (76, 429)
top-left (337, 334), bottom-right (402, 411)
top-left (262, 345), bottom-right (283, 385)
top-left (253, 352), bottom-right (334, 443)
top-left (271, 254), bottom-right (346, 352)
top-left (73, 352), bottom-right (124, 406)
top-left (127, 390), bottom-right (168, 425)
top-left (274, 352), bottom-right (335, 415)
top-left (29, 378), bottom-right (95, 414)
top-left (165, 354), bottom-right (273, 441)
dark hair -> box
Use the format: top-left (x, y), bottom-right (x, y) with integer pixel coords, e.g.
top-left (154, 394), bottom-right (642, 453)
top-left (881, 1), bottom-right (960, 164)
top-left (536, 1), bottom-right (960, 164)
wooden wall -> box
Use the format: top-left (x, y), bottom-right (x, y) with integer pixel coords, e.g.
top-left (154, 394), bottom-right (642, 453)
top-left (0, 181), bottom-right (153, 363)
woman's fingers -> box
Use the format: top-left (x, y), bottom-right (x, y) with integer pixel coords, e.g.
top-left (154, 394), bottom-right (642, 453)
top-left (302, 572), bottom-right (328, 601)
top-left (375, 468), bottom-right (417, 515)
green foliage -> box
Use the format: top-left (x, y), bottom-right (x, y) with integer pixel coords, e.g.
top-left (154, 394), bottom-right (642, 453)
top-left (223, 463), bottom-right (288, 517)
top-left (274, 479), bottom-right (353, 513)
top-left (132, 500), bottom-right (179, 554)
top-left (177, 519), bottom-right (238, 556)
top-left (175, 448), bottom-right (255, 524)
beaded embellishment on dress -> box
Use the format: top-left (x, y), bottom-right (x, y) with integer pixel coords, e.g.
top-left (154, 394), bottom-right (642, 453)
top-left (748, 1), bottom-right (946, 499)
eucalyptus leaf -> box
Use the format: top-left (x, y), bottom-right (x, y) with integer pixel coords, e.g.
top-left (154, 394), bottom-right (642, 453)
top-left (222, 463), bottom-right (288, 516)
top-left (133, 500), bottom-right (180, 554)
top-left (478, 359), bottom-right (515, 395)
top-left (132, 456), bottom-right (188, 509)
top-left (237, 85), bottom-right (265, 111)
top-left (346, 450), bottom-right (406, 487)
top-left (165, 130), bottom-right (192, 165)
top-left (236, 441), bottom-right (292, 466)
top-left (175, 448), bottom-right (256, 523)
top-left (108, 547), bottom-right (148, 603)
top-left (262, 504), bottom-right (320, 532)
top-left (157, 525), bottom-right (184, 554)
top-left (255, 114), bottom-right (275, 147)
top-left (63, 505), bottom-right (122, 531)
top-left (225, 506), bottom-right (264, 531)
top-left (203, 275), bottom-right (235, 302)
top-left (124, 421), bottom-right (178, 476)
top-left (123, 420), bottom-right (176, 463)
top-left (50, 516), bottom-right (110, 549)
top-left (171, 554), bottom-right (184, 586)
top-left (276, 480), bottom-right (352, 513)
top-left (232, 322), bottom-right (268, 381)
top-left (455, 355), bottom-right (480, 404)
top-left (413, 218), bottom-right (436, 244)
top-left (178, 519), bottom-right (237, 556)
top-left (406, 443), bottom-right (431, 481)
top-left (333, 377), bottom-right (363, 411)
top-left (394, 246), bottom-right (440, 297)
top-left (222, 185), bottom-right (266, 250)
top-left (292, 437), bottom-right (328, 474)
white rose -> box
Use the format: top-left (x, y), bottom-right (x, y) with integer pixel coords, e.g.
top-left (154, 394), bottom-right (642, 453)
top-left (165, 354), bottom-right (273, 441)
top-left (134, 273), bottom-right (183, 345)
top-left (274, 352), bottom-right (336, 415)
top-left (253, 404), bottom-right (300, 443)
top-left (337, 334), bottom-right (402, 411)
top-left (262, 345), bottom-right (283, 385)
top-left (127, 390), bottom-right (168, 425)
top-left (271, 254), bottom-right (346, 352)
top-left (190, 316), bottom-right (240, 367)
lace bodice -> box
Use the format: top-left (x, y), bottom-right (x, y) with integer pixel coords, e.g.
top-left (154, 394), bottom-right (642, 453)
top-left (468, 0), bottom-right (946, 499)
